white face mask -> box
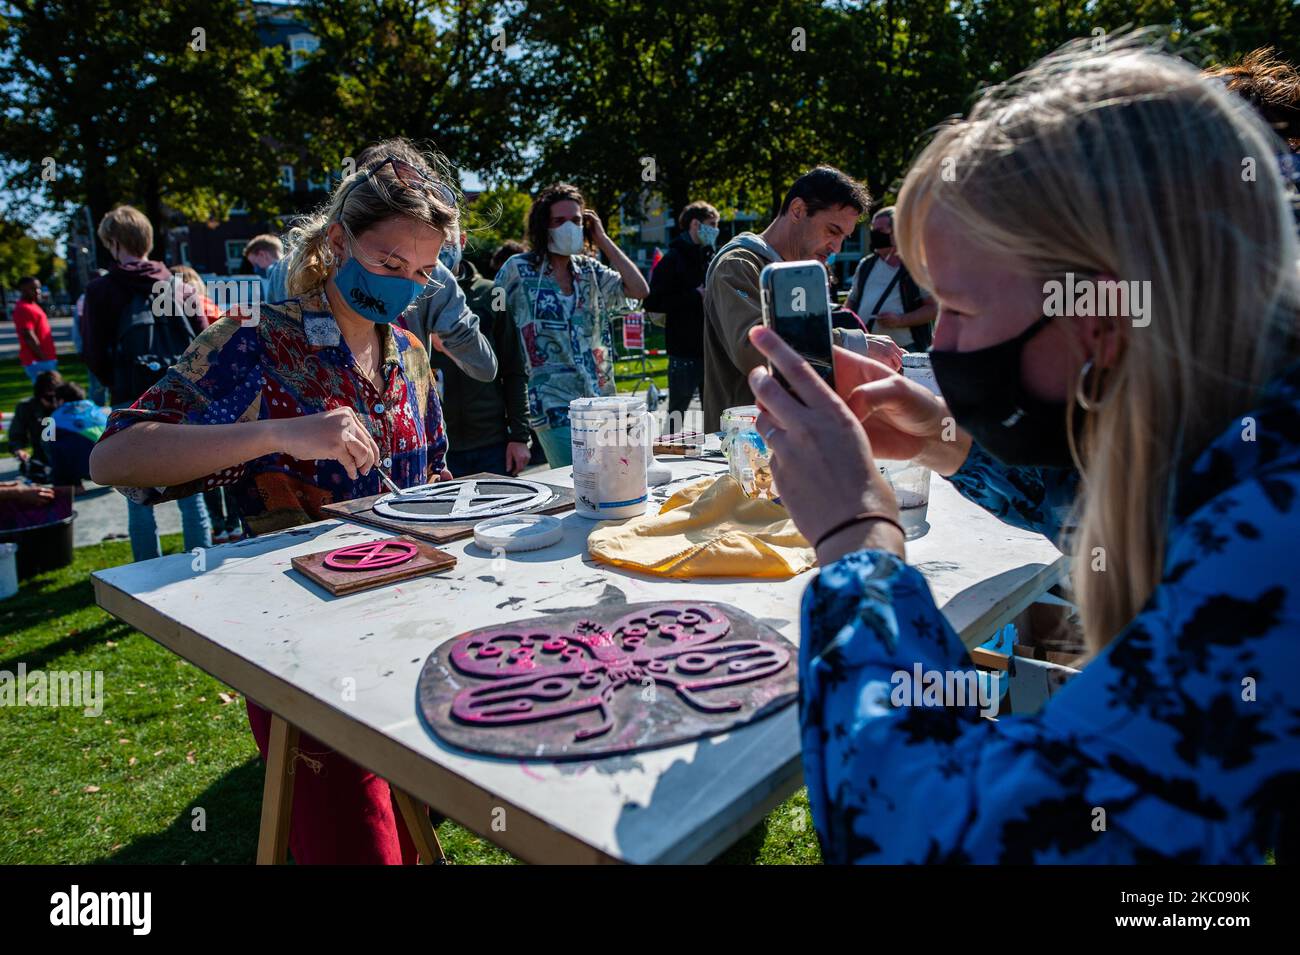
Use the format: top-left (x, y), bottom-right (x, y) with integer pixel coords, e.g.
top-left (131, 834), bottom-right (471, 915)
top-left (548, 220), bottom-right (584, 256)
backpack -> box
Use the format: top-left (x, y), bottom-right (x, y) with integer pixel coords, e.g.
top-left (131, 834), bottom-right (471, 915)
top-left (111, 279), bottom-right (200, 405)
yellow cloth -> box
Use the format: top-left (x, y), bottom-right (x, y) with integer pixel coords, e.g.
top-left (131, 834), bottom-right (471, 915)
top-left (586, 475), bottom-right (815, 578)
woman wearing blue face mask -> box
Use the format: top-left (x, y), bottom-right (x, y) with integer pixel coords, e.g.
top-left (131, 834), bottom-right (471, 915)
top-left (90, 144), bottom-right (456, 864)
top-left (494, 182), bottom-right (650, 467)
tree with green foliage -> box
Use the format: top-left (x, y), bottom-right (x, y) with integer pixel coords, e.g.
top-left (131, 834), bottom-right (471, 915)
top-left (0, 0), bottom-right (288, 256)
top-left (509, 0), bottom-right (1300, 227)
top-left (0, 219), bottom-right (63, 290)
top-left (278, 0), bottom-right (525, 194)
top-left (463, 184), bottom-right (531, 262)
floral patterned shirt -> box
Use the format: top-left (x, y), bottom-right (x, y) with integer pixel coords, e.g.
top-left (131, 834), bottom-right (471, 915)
top-left (800, 363), bottom-right (1300, 863)
top-left (494, 253), bottom-right (630, 431)
top-left (101, 300), bottom-right (447, 537)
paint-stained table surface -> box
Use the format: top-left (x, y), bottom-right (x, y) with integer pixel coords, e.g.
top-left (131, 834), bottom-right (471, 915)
top-left (91, 456), bottom-right (1065, 864)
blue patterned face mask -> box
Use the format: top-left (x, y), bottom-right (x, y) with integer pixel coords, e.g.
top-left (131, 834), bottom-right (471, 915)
top-left (333, 237), bottom-right (428, 325)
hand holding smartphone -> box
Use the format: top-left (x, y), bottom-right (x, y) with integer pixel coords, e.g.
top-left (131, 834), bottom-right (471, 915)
top-left (759, 260), bottom-right (836, 397)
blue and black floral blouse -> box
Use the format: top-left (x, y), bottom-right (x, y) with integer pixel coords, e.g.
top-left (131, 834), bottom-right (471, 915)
top-left (800, 363), bottom-right (1300, 863)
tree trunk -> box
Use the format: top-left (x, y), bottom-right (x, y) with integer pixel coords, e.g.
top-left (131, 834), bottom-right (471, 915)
top-left (144, 170), bottom-right (164, 261)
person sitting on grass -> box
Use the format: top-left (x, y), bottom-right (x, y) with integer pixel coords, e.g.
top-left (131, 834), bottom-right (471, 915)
top-left (90, 143), bottom-right (456, 865)
top-left (7, 369), bottom-right (61, 483)
top-left (41, 381), bottom-right (108, 491)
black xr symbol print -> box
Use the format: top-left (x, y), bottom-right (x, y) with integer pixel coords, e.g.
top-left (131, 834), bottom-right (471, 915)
top-left (350, 287), bottom-right (387, 315)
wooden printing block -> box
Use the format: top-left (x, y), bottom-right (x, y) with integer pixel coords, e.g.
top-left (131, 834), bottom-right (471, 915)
top-left (290, 535), bottom-right (457, 596)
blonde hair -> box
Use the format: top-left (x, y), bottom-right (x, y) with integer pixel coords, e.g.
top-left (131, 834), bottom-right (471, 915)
top-left (172, 265), bottom-right (205, 297)
top-left (97, 205), bottom-right (153, 258)
top-left (896, 33), bottom-right (1300, 652)
top-left (284, 138), bottom-right (461, 298)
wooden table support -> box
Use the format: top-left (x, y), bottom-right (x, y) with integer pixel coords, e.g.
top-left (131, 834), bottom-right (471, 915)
top-left (256, 714), bottom-right (300, 865)
top-left (255, 713), bottom-right (447, 865)
top-left (393, 788), bottom-right (448, 864)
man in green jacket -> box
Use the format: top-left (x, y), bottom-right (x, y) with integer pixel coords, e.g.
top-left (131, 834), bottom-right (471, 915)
top-left (427, 225), bottom-right (532, 476)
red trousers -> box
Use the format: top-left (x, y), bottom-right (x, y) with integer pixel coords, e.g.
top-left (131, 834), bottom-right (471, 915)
top-left (246, 700), bottom-right (418, 864)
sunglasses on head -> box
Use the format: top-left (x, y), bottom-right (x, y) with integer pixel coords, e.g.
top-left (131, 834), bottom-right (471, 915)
top-left (346, 155), bottom-right (456, 208)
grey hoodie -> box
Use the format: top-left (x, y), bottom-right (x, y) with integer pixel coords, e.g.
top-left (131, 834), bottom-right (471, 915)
top-left (400, 259), bottom-right (498, 382)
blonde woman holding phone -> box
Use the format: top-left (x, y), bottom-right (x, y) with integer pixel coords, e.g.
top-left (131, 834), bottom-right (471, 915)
top-left (749, 36), bottom-right (1300, 863)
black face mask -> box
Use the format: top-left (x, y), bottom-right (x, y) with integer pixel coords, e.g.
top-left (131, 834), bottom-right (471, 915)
top-left (869, 229), bottom-right (893, 251)
top-left (929, 315), bottom-right (1076, 469)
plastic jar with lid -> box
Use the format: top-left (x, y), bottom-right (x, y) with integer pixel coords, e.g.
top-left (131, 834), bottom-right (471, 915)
top-left (569, 396), bottom-right (651, 520)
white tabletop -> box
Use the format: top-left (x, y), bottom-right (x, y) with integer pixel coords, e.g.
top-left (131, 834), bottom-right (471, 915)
top-left (92, 457), bottom-right (1065, 864)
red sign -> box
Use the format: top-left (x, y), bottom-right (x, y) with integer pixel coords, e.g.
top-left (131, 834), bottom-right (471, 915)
top-left (622, 313), bottom-right (645, 350)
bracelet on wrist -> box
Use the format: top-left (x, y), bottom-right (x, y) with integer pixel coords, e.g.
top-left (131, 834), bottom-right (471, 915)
top-left (813, 511), bottom-right (906, 552)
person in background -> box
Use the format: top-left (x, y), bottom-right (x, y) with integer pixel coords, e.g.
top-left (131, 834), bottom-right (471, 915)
top-left (845, 206), bottom-right (937, 351)
top-left (644, 200), bottom-right (719, 432)
top-left (750, 38), bottom-right (1300, 863)
top-left (12, 276), bottom-right (57, 383)
top-left (1204, 48), bottom-right (1300, 215)
top-left (75, 269), bottom-right (110, 404)
top-left (172, 265), bottom-right (221, 329)
top-left (434, 222), bottom-right (531, 477)
top-left (8, 369), bottom-right (61, 483)
top-left (90, 145), bottom-right (454, 865)
top-left (244, 234), bottom-right (286, 305)
top-left (702, 166), bottom-right (903, 431)
top-left (42, 381), bottom-right (108, 490)
top-left (82, 204), bottom-right (211, 561)
top-left (495, 182), bottom-right (650, 467)
top-left (1205, 48), bottom-right (1300, 152)
top-left (490, 240), bottom-right (525, 278)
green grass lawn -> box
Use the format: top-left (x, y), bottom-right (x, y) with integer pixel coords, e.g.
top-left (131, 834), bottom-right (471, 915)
top-left (1, 355), bottom-right (92, 411)
top-left (0, 533), bottom-right (821, 864)
top-left (613, 319), bottom-right (670, 395)
top-left (614, 355), bottom-right (668, 395)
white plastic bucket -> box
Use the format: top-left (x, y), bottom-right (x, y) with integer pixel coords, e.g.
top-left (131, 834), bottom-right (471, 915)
top-left (570, 396), bottom-right (651, 520)
top-left (0, 542), bottom-right (18, 600)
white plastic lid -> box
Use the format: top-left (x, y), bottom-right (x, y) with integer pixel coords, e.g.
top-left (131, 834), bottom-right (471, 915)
top-left (569, 395), bottom-right (646, 417)
top-left (473, 514), bottom-right (564, 553)
top-left (721, 404), bottom-right (760, 431)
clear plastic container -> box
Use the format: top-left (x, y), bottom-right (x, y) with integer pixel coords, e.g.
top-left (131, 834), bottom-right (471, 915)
top-left (879, 460), bottom-right (931, 539)
top-left (722, 406), bottom-right (778, 500)
top-left (901, 352), bottom-right (940, 395)
top-left (719, 404), bottom-right (760, 457)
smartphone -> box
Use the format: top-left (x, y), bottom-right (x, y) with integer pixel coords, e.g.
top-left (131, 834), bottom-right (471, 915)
top-left (759, 260), bottom-right (836, 394)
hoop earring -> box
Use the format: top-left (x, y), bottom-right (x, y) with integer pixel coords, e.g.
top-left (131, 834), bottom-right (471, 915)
top-left (1075, 359), bottom-right (1108, 412)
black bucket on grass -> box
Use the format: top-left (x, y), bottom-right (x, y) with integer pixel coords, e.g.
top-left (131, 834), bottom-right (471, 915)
top-left (0, 510), bottom-right (76, 580)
